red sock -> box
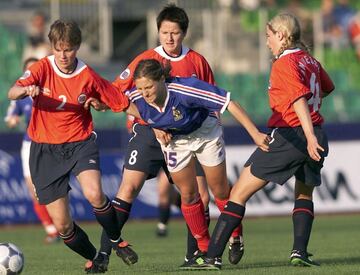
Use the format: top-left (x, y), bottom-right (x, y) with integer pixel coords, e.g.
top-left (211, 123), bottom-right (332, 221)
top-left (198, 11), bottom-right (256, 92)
top-left (181, 198), bottom-right (210, 252)
top-left (215, 197), bottom-right (243, 238)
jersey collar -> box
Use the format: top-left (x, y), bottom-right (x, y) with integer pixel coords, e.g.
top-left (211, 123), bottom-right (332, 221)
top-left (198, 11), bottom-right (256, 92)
top-left (148, 85), bottom-right (170, 113)
top-left (277, 48), bottom-right (301, 59)
top-left (47, 55), bottom-right (87, 78)
top-left (154, 45), bottom-right (190, 61)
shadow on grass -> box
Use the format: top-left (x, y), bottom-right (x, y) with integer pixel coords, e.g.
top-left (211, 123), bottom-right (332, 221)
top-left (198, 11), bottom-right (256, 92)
top-left (220, 256), bottom-right (360, 270)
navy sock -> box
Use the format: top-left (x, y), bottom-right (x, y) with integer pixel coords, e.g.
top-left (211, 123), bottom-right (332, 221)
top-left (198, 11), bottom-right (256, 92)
top-left (112, 198), bottom-right (132, 234)
top-left (292, 199), bottom-right (314, 252)
top-left (207, 201), bottom-right (245, 258)
top-left (158, 205), bottom-right (171, 225)
top-left (60, 223), bottom-right (96, 260)
top-left (93, 197), bottom-right (120, 241)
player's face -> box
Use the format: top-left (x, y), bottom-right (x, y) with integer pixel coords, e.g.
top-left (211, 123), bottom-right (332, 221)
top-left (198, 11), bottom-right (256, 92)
top-left (266, 26), bottom-right (282, 56)
top-left (135, 76), bottom-right (166, 106)
top-left (52, 42), bottom-right (79, 73)
top-left (158, 20), bottom-right (185, 57)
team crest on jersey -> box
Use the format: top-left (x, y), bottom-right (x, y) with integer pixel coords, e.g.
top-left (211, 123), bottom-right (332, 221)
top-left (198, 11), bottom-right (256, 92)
top-left (120, 68), bottom-right (130, 80)
top-left (77, 93), bottom-right (87, 104)
top-left (172, 107), bottom-right (183, 121)
top-left (19, 70), bottom-right (31, 80)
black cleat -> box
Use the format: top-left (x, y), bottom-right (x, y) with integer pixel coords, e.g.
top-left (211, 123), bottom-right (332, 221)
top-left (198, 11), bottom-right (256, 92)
top-left (290, 250), bottom-right (320, 267)
top-left (114, 241), bottom-right (138, 265)
top-left (228, 236), bottom-right (244, 265)
top-left (179, 251), bottom-right (221, 270)
top-left (84, 252), bottom-right (109, 274)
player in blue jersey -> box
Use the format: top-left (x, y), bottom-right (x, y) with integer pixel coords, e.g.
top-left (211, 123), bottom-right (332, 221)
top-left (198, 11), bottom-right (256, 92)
top-left (4, 57), bottom-right (60, 244)
top-left (128, 58), bottom-right (271, 265)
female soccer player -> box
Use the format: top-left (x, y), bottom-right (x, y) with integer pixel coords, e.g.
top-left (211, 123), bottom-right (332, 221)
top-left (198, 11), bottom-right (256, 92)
top-left (98, 4), bottom-right (244, 268)
top-left (5, 57), bottom-right (59, 244)
top-left (127, 58), bottom-right (270, 265)
top-left (190, 13), bottom-right (335, 270)
top-left (8, 19), bottom-right (138, 273)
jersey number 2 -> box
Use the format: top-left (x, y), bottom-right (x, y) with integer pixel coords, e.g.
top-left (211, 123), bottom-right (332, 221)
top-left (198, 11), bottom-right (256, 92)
top-left (56, 95), bottom-right (67, 110)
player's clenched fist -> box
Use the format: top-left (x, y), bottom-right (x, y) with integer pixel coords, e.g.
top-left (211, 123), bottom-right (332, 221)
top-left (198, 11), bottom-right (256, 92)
top-left (24, 85), bottom-right (40, 97)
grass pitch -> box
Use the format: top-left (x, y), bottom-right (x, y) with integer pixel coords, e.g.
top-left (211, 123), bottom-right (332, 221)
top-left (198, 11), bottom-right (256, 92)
top-left (1, 214), bottom-right (359, 274)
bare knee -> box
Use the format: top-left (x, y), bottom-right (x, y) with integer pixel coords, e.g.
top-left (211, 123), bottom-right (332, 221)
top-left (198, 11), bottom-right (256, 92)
top-left (84, 189), bottom-right (105, 208)
top-left (54, 219), bottom-right (74, 235)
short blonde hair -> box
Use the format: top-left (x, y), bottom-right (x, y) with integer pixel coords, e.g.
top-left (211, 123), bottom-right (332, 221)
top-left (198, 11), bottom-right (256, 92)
top-left (267, 13), bottom-right (308, 55)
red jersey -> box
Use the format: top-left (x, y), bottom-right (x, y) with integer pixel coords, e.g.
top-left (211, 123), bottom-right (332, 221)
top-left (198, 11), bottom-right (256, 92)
top-left (267, 49), bottom-right (334, 128)
top-left (15, 55), bottom-right (129, 144)
top-left (113, 45), bottom-right (215, 128)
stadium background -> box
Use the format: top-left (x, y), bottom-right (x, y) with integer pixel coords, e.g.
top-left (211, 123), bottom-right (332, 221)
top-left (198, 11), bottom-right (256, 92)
top-left (0, 0), bottom-right (359, 225)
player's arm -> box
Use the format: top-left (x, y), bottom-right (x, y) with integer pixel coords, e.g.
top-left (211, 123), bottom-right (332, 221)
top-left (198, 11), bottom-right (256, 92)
top-left (8, 84), bottom-right (40, 100)
top-left (319, 66), bottom-right (335, 98)
top-left (227, 100), bottom-right (270, 152)
top-left (293, 96), bottom-right (324, 161)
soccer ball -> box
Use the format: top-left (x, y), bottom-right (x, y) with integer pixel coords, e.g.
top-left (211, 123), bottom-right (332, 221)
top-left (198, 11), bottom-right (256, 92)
top-left (0, 243), bottom-right (24, 275)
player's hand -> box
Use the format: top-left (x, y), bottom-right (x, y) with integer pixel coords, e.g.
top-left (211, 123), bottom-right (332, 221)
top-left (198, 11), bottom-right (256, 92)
top-left (84, 97), bottom-right (108, 111)
top-left (24, 85), bottom-right (40, 98)
top-left (254, 132), bottom-right (271, 152)
top-left (306, 134), bottom-right (324, 161)
top-left (153, 128), bottom-right (172, 146)
top-left (5, 116), bottom-right (20, 128)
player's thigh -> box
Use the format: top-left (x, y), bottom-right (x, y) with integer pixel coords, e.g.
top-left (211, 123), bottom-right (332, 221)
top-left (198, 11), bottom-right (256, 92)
top-left (170, 157), bottom-right (199, 204)
top-left (230, 166), bottom-right (268, 205)
top-left (202, 160), bottom-right (229, 200)
top-left (46, 195), bottom-right (72, 234)
top-left (76, 169), bottom-right (104, 207)
top-left (117, 169), bottom-right (147, 202)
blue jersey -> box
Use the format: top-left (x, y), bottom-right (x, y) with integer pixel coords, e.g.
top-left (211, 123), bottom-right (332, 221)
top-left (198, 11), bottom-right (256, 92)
top-left (127, 77), bottom-right (230, 135)
top-left (5, 97), bottom-right (32, 141)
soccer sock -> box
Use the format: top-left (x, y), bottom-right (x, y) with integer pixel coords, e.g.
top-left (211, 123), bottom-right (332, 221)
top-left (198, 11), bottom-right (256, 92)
top-left (111, 197), bottom-right (132, 233)
top-left (93, 197), bottom-right (120, 242)
top-left (99, 229), bottom-right (113, 255)
top-left (60, 223), bottom-right (97, 260)
top-left (158, 204), bottom-right (171, 225)
top-left (207, 201), bottom-right (245, 258)
top-left (215, 197), bottom-right (243, 238)
top-left (181, 197), bottom-right (210, 252)
top-left (185, 206), bottom-right (209, 258)
top-left (292, 199), bottom-right (314, 252)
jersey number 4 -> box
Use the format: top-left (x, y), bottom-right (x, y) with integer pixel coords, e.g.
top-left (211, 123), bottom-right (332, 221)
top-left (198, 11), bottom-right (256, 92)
top-left (308, 72), bottom-right (320, 112)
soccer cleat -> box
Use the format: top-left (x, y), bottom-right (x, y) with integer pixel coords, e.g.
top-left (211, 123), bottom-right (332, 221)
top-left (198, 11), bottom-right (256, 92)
top-left (114, 241), bottom-right (138, 265)
top-left (156, 223), bottom-right (168, 237)
top-left (290, 250), bottom-right (320, 267)
top-left (84, 252), bottom-right (109, 273)
top-left (228, 235), bottom-right (244, 264)
top-left (179, 251), bottom-right (221, 270)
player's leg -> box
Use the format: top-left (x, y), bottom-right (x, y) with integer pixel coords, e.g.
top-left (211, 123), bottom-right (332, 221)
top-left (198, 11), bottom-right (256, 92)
top-left (191, 165), bottom-right (267, 270)
top-left (170, 157), bottom-right (210, 254)
top-left (156, 169), bottom-right (172, 237)
top-left (290, 180), bottom-right (319, 266)
top-left (21, 140), bottom-right (59, 243)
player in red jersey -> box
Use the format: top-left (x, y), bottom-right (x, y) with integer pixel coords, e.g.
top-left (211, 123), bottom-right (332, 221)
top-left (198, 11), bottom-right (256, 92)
top-left (97, 4), bottom-right (244, 268)
top-left (7, 20), bottom-right (138, 274)
top-left (5, 57), bottom-right (60, 244)
top-left (189, 13), bottom-right (335, 270)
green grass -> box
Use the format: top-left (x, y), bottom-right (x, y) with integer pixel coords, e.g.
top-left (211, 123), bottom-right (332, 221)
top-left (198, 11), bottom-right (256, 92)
top-left (1, 214), bottom-right (360, 274)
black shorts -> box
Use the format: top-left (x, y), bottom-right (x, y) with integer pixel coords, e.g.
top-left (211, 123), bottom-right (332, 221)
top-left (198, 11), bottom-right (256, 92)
top-left (245, 126), bottom-right (328, 187)
top-left (124, 124), bottom-right (205, 179)
top-left (29, 133), bottom-right (100, 204)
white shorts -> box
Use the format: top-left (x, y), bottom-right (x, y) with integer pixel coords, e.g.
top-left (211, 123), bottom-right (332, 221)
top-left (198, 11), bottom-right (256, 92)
top-left (21, 140), bottom-right (31, 178)
top-left (160, 116), bottom-right (225, 173)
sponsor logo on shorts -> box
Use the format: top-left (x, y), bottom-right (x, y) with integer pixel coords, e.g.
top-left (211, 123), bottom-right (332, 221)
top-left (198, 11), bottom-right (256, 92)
top-left (120, 68), bottom-right (130, 80)
top-left (78, 93), bottom-right (87, 104)
top-left (89, 159), bottom-right (97, 164)
top-left (172, 107), bottom-right (183, 121)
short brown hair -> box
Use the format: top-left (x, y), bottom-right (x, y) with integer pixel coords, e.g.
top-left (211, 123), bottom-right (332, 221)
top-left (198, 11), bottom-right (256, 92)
top-left (48, 20), bottom-right (81, 47)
